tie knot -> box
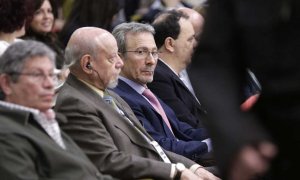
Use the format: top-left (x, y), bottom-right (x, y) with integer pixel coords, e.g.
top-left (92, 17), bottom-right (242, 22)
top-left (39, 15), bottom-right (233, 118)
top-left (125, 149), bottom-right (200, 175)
top-left (103, 94), bottom-right (114, 104)
top-left (41, 109), bottom-right (55, 121)
top-left (143, 88), bottom-right (160, 106)
top-left (142, 88), bottom-right (153, 97)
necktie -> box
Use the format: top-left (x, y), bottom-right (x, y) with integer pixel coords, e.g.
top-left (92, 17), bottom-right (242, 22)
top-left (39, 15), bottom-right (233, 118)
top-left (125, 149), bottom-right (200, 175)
top-left (142, 88), bottom-right (174, 135)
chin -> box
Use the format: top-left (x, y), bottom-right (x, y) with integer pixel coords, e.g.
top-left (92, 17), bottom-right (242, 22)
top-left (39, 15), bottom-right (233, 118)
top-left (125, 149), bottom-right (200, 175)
top-left (38, 103), bottom-right (53, 111)
top-left (107, 80), bottom-right (118, 89)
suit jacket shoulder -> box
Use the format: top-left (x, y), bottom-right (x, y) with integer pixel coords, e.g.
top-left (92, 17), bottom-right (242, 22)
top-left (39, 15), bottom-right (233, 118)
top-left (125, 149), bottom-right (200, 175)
top-left (0, 106), bottom-right (110, 180)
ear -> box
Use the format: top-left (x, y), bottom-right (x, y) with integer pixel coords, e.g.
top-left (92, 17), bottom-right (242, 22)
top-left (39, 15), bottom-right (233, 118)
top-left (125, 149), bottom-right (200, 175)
top-left (164, 37), bottom-right (175, 53)
top-left (0, 74), bottom-right (13, 96)
top-left (80, 54), bottom-right (93, 74)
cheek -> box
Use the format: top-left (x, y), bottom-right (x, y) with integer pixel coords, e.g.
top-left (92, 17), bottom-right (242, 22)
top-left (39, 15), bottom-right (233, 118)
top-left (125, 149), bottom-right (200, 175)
top-left (49, 14), bottom-right (54, 21)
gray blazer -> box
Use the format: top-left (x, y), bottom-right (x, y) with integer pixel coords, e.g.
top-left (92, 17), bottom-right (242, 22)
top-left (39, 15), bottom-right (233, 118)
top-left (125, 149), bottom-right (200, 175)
top-left (55, 74), bottom-right (196, 180)
top-left (0, 106), bottom-right (113, 180)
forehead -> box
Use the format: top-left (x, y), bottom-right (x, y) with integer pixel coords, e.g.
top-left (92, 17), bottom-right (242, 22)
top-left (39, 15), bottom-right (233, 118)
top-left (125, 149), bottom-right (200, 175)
top-left (179, 18), bottom-right (194, 37)
top-left (41, 0), bottom-right (51, 8)
top-left (96, 33), bottom-right (118, 55)
top-left (125, 32), bottom-right (157, 49)
top-left (23, 56), bottom-right (54, 70)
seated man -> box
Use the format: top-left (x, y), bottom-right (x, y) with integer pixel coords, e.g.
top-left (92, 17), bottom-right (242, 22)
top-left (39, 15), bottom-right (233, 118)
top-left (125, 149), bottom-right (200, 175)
top-left (112, 22), bottom-right (215, 166)
top-left (0, 40), bottom-right (113, 180)
top-left (54, 27), bottom-right (218, 180)
top-left (148, 9), bottom-right (207, 128)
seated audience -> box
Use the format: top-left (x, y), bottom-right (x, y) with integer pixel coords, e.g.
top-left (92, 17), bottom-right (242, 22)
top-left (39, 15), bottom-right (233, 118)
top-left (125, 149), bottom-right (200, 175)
top-left (59, 0), bottom-right (122, 48)
top-left (112, 22), bottom-right (215, 166)
top-left (0, 40), bottom-right (114, 180)
top-left (140, 0), bottom-right (192, 23)
top-left (148, 10), bottom-right (206, 128)
top-left (54, 27), bottom-right (218, 180)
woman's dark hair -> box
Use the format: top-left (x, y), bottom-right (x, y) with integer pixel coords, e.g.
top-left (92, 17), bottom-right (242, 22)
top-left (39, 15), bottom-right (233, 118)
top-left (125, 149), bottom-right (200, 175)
top-left (0, 0), bottom-right (34, 33)
top-left (22, 0), bottom-right (64, 69)
top-left (59, 0), bottom-right (121, 47)
top-left (33, 0), bottom-right (58, 18)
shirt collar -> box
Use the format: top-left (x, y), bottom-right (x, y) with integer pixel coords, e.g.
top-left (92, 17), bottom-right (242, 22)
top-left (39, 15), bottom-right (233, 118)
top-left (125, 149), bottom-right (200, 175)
top-left (119, 76), bottom-right (146, 95)
top-left (159, 59), bottom-right (179, 76)
top-left (0, 100), bottom-right (40, 116)
top-left (78, 78), bottom-right (104, 98)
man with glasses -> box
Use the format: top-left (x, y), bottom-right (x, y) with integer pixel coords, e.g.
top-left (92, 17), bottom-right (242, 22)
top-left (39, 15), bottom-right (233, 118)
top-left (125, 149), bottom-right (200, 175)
top-left (55, 27), bottom-right (217, 180)
top-left (112, 22), bottom-right (218, 170)
top-left (0, 40), bottom-right (113, 180)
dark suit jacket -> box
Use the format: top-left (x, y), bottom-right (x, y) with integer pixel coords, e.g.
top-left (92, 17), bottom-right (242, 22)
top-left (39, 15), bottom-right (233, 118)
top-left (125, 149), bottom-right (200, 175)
top-left (189, 0), bottom-right (300, 179)
top-left (55, 74), bottom-right (196, 180)
top-left (113, 79), bottom-right (210, 163)
top-left (0, 106), bottom-right (112, 180)
top-left (148, 60), bottom-right (207, 128)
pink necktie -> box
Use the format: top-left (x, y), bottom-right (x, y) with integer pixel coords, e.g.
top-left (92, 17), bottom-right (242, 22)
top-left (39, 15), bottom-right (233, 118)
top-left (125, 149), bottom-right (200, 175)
top-left (143, 88), bottom-right (174, 135)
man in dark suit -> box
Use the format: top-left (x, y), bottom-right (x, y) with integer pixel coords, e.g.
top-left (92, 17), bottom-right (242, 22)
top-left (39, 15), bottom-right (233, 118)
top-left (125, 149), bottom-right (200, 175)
top-left (112, 22), bottom-right (216, 167)
top-left (189, 0), bottom-right (300, 179)
top-left (148, 10), bottom-right (207, 128)
top-left (0, 40), bottom-right (113, 180)
top-left (55, 27), bottom-right (218, 180)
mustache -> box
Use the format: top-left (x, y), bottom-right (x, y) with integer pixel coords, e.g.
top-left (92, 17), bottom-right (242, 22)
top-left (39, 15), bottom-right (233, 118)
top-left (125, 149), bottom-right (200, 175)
top-left (141, 67), bottom-right (155, 72)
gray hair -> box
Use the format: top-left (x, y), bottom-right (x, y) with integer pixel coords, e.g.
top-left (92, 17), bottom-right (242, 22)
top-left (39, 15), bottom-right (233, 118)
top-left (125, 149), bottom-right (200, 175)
top-left (0, 40), bottom-right (56, 82)
top-left (112, 22), bottom-right (155, 54)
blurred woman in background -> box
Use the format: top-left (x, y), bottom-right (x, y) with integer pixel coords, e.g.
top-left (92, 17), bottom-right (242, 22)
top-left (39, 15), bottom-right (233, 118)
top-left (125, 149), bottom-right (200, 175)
top-left (22, 0), bottom-right (65, 69)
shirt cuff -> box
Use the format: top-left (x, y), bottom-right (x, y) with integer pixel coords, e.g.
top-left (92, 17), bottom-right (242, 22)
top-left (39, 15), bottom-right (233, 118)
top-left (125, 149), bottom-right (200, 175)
top-left (202, 138), bottom-right (212, 152)
top-left (170, 164), bottom-right (176, 179)
top-left (189, 164), bottom-right (203, 173)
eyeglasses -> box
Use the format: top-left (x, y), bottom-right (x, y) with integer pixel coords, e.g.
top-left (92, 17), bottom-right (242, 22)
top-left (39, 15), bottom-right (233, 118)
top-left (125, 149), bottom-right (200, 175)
top-left (8, 71), bottom-right (59, 83)
top-left (124, 49), bottom-right (159, 59)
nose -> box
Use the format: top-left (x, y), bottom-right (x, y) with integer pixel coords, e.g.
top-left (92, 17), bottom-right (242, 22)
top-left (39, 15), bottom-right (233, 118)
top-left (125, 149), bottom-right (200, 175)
top-left (115, 54), bottom-right (124, 68)
top-left (43, 11), bottom-right (52, 19)
top-left (43, 74), bottom-right (55, 89)
top-left (145, 53), bottom-right (157, 65)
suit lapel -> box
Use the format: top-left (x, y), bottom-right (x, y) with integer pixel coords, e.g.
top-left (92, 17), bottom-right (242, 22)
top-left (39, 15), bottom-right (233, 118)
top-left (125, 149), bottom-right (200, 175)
top-left (157, 60), bottom-right (203, 110)
top-left (66, 75), bottom-right (156, 152)
top-left (116, 80), bottom-right (176, 138)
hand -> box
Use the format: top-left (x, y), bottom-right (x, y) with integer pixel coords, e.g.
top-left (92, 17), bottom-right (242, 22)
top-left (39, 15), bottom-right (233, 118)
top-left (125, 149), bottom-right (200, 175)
top-left (194, 167), bottom-right (221, 180)
top-left (229, 142), bottom-right (277, 180)
top-left (180, 169), bottom-right (202, 180)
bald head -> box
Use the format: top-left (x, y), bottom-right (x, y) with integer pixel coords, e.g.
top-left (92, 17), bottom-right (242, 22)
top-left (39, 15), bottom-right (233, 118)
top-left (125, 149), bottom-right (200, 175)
top-left (64, 27), bottom-right (123, 90)
top-left (65, 27), bottom-right (113, 68)
top-left (177, 7), bottom-right (204, 39)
